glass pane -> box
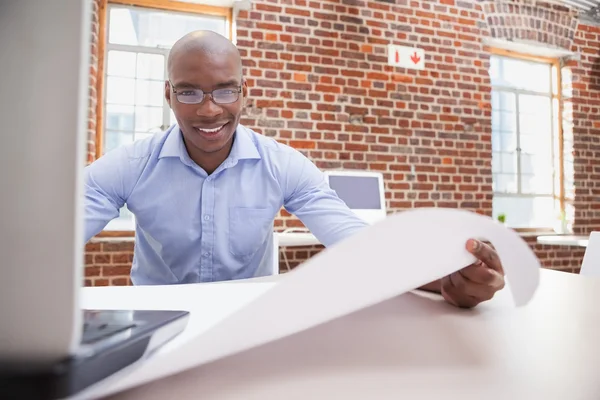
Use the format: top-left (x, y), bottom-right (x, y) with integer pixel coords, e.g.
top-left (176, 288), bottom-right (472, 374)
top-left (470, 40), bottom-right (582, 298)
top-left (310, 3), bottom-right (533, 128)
top-left (521, 173), bottom-right (553, 195)
top-left (137, 53), bottom-right (165, 80)
top-left (520, 133), bottom-right (552, 156)
top-left (492, 196), bottom-right (555, 228)
top-left (498, 110), bottom-right (516, 132)
top-left (108, 5), bottom-right (227, 48)
top-left (521, 153), bottom-right (552, 175)
top-left (492, 152), bottom-right (501, 172)
top-left (493, 173), bottom-right (518, 193)
top-left (500, 131), bottom-right (517, 152)
top-left (170, 109), bottom-right (177, 125)
top-left (107, 51), bottom-right (136, 78)
top-left (519, 94), bottom-right (551, 115)
top-left (106, 104), bottom-right (134, 131)
top-left (135, 106), bottom-right (163, 133)
top-left (106, 77), bottom-right (135, 105)
top-left (519, 112), bottom-right (551, 136)
top-left (492, 110), bottom-right (499, 131)
top-left (492, 132), bottom-right (501, 152)
top-left (500, 57), bottom-right (552, 93)
top-left (501, 152), bottom-right (517, 174)
top-left (104, 130), bottom-right (134, 153)
top-left (135, 80), bottom-right (164, 106)
top-left (494, 92), bottom-right (516, 112)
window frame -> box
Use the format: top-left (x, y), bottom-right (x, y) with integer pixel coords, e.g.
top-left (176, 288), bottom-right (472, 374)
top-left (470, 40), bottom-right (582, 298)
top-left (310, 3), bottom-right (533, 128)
top-left (488, 47), bottom-right (566, 230)
top-left (94, 0), bottom-right (233, 236)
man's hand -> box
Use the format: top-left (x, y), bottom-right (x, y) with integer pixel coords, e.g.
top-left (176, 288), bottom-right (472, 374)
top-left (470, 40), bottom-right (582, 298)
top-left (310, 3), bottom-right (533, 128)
top-left (440, 239), bottom-right (505, 308)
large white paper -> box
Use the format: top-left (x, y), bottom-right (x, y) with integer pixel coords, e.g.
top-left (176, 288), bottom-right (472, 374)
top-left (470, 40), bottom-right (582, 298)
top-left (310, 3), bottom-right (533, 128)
top-left (82, 208), bottom-right (541, 399)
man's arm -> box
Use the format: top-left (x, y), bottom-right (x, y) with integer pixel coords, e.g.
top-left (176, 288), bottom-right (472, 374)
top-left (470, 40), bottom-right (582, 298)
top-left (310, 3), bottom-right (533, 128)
top-left (281, 149), bottom-right (369, 248)
top-left (280, 150), bottom-right (505, 307)
top-left (83, 146), bottom-right (136, 242)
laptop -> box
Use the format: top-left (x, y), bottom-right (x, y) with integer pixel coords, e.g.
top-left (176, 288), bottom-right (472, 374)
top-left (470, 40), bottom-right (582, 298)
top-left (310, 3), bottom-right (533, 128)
top-left (324, 170), bottom-right (387, 225)
top-left (0, 1), bottom-right (189, 398)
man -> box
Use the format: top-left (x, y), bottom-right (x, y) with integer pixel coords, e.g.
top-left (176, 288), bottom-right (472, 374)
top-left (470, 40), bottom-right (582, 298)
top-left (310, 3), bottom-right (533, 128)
top-left (85, 30), bottom-right (504, 308)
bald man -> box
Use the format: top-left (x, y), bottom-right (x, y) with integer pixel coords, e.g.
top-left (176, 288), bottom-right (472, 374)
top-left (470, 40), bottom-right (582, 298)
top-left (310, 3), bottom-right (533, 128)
top-left (84, 31), bottom-right (505, 308)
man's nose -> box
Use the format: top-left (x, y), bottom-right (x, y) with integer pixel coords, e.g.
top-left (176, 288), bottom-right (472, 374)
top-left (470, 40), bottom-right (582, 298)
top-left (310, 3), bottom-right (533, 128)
top-left (196, 96), bottom-right (223, 118)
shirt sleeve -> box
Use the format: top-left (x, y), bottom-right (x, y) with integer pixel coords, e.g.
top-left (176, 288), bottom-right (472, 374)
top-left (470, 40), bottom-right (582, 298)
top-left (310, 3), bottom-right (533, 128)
top-left (83, 146), bottom-right (137, 242)
top-left (282, 149), bottom-right (369, 247)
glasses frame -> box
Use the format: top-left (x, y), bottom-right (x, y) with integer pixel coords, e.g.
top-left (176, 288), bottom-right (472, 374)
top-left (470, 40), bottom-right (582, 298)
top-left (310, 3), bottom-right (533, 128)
top-left (168, 81), bottom-right (242, 105)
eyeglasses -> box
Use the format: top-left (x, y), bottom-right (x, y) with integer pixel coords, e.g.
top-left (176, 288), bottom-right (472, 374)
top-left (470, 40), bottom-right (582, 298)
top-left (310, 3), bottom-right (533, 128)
top-left (169, 81), bottom-right (242, 105)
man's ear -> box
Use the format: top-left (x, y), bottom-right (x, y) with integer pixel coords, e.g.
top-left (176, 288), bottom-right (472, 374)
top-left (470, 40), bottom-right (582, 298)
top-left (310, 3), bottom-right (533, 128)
top-left (164, 80), bottom-right (172, 107)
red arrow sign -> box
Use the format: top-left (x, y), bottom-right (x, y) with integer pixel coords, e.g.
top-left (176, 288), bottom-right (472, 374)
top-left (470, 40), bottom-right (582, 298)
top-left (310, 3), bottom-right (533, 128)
top-left (395, 50), bottom-right (399, 64)
top-left (410, 51), bottom-right (421, 65)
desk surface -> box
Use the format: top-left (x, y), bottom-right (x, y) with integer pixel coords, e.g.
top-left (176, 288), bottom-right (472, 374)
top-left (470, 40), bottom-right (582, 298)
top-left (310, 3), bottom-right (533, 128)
top-left (536, 234), bottom-right (589, 247)
top-left (101, 269), bottom-right (600, 400)
top-left (275, 231), bottom-right (321, 247)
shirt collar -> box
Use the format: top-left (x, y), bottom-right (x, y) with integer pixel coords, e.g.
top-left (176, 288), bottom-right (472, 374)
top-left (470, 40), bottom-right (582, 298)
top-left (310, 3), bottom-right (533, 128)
top-left (158, 124), bottom-right (261, 165)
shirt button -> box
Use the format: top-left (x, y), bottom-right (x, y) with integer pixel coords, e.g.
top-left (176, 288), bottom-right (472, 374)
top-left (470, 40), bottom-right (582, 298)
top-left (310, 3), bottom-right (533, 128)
top-left (204, 215), bottom-right (210, 221)
top-left (203, 252), bottom-right (210, 257)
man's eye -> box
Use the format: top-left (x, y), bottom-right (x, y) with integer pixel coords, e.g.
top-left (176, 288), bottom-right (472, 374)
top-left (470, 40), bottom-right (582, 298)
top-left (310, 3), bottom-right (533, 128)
top-left (180, 90), bottom-right (198, 96)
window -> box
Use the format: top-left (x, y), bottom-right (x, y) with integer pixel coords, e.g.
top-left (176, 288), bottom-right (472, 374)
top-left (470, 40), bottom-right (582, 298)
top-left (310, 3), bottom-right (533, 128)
top-left (98, 0), bottom-right (231, 231)
top-left (490, 53), bottom-right (565, 230)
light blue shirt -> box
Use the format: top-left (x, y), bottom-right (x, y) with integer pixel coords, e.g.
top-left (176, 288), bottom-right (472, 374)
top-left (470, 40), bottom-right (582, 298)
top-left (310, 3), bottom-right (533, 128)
top-left (84, 124), bottom-right (368, 284)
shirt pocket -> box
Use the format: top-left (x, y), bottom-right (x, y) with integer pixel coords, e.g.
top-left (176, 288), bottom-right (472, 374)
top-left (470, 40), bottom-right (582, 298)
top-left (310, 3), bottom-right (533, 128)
top-left (228, 207), bottom-right (274, 259)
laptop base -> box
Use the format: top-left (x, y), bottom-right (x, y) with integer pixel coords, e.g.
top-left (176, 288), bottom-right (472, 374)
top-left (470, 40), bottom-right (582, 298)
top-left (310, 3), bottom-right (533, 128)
top-left (0, 309), bottom-right (189, 400)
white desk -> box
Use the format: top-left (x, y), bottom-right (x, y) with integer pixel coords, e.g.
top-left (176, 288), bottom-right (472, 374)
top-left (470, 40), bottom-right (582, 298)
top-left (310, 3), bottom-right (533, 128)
top-left (536, 234), bottom-right (589, 247)
top-left (84, 269), bottom-right (600, 400)
top-left (275, 231), bottom-right (321, 247)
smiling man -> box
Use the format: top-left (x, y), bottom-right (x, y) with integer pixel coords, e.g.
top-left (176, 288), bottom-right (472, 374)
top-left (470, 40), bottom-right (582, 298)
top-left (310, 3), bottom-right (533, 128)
top-left (84, 30), bottom-right (505, 308)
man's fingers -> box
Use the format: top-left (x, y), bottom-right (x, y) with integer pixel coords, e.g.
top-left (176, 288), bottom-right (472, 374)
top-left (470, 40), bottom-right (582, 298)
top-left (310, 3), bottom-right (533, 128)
top-left (446, 270), bottom-right (492, 301)
top-left (460, 262), bottom-right (505, 287)
top-left (466, 239), bottom-right (504, 274)
top-left (442, 273), bottom-right (479, 308)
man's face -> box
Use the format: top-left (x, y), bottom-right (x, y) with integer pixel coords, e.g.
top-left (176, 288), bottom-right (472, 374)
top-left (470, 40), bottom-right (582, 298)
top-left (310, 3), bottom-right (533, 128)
top-left (165, 50), bottom-right (247, 155)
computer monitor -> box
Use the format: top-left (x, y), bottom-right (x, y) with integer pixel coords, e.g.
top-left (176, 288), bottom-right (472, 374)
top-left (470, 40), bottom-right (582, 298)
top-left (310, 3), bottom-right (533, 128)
top-left (324, 170), bottom-right (387, 225)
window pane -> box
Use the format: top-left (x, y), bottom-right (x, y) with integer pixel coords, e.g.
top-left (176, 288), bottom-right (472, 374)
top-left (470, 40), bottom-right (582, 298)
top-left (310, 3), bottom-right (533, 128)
top-left (108, 6), bottom-right (227, 48)
top-left (137, 53), bottom-right (165, 80)
top-left (106, 104), bottom-right (134, 131)
top-left (498, 110), bottom-right (516, 132)
top-left (492, 92), bottom-right (516, 112)
top-left (496, 56), bottom-right (552, 93)
top-left (107, 50), bottom-right (136, 78)
top-left (500, 152), bottom-right (517, 174)
top-left (519, 94), bottom-right (551, 115)
top-left (519, 112), bottom-right (551, 136)
top-left (135, 106), bottom-right (163, 133)
top-left (521, 173), bottom-right (553, 195)
top-left (106, 77), bottom-right (135, 105)
top-left (492, 196), bottom-right (555, 228)
top-left (492, 133), bottom-right (501, 152)
top-left (104, 130), bottom-right (134, 154)
top-left (493, 173), bottom-right (518, 193)
top-left (135, 80), bottom-right (164, 106)
top-left (492, 152), bottom-right (501, 173)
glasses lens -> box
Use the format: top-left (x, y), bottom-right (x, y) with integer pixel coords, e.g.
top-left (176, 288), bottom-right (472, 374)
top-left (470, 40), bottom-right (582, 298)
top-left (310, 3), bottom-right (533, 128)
top-left (213, 89), bottom-right (239, 104)
top-left (177, 90), bottom-right (204, 104)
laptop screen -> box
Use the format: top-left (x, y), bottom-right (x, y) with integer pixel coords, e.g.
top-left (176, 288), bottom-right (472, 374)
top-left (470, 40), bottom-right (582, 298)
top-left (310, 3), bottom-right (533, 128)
top-left (327, 175), bottom-right (382, 210)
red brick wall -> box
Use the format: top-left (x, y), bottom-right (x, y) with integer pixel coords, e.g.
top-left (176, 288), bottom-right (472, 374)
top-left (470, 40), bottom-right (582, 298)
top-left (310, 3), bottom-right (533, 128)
top-left (84, 0), bottom-right (599, 286)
